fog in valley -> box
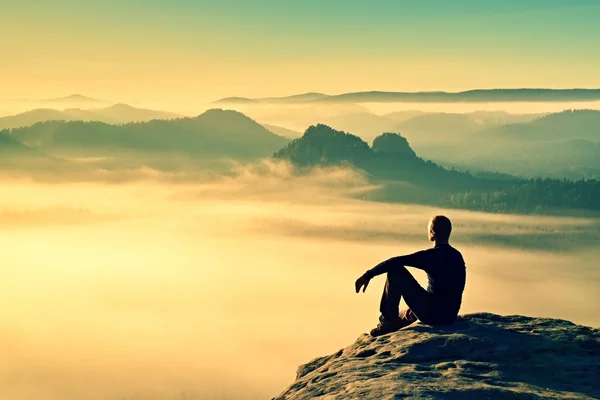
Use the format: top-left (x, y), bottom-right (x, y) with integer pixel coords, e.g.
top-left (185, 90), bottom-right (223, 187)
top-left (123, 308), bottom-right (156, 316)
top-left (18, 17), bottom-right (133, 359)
top-left (209, 101), bottom-right (600, 140)
top-left (1, 164), bottom-right (599, 400)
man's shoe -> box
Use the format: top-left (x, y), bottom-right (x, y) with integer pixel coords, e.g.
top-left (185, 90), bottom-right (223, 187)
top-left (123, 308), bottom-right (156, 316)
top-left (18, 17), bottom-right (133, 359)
top-left (369, 317), bottom-right (412, 337)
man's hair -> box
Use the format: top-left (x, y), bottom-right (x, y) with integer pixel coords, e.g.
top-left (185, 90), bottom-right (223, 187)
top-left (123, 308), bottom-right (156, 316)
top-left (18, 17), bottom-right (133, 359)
top-left (431, 215), bottom-right (452, 241)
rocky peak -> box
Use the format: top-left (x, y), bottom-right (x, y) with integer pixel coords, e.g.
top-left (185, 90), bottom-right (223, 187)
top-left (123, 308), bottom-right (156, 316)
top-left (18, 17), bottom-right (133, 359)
top-left (274, 124), bottom-right (372, 166)
top-left (372, 132), bottom-right (417, 159)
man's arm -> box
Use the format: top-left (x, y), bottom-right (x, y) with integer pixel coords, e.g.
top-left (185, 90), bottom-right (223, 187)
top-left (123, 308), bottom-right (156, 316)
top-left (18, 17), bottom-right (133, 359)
top-left (365, 250), bottom-right (431, 279)
top-left (355, 249), bottom-right (432, 293)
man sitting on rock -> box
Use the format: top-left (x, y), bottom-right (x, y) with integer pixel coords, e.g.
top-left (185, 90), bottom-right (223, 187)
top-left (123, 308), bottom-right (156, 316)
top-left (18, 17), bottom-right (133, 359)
top-left (355, 215), bottom-right (466, 337)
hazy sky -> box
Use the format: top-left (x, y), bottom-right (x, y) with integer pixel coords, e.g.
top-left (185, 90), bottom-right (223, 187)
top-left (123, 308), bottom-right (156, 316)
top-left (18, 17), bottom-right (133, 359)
top-left (3, 0), bottom-right (600, 103)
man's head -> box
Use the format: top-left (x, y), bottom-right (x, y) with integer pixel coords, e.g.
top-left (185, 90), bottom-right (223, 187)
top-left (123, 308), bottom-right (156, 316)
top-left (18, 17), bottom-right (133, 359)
top-left (428, 215), bottom-right (452, 243)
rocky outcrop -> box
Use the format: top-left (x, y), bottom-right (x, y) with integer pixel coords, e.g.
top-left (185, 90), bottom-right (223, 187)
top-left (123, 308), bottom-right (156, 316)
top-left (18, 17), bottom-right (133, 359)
top-left (273, 124), bottom-right (372, 167)
top-left (372, 132), bottom-right (417, 159)
top-left (273, 313), bottom-right (600, 400)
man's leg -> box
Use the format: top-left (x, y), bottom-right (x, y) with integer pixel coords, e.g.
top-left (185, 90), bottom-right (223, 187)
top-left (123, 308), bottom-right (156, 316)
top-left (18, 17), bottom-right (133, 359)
top-left (399, 308), bottom-right (418, 324)
top-left (379, 266), bottom-right (433, 323)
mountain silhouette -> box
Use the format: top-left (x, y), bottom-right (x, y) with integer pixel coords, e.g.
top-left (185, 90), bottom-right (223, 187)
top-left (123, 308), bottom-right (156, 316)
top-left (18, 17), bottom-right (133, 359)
top-left (212, 97), bottom-right (260, 105)
top-left (487, 109), bottom-right (600, 142)
top-left (414, 110), bottom-right (600, 179)
top-left (262, 124), bottom-right (303, 138)
top-left (43, 94), bottom-right (102, 104)
top-left (0, 131), bottom-right (64, 171)
top-left (9, 108), bottom-right (289, 160)
top-left (258, 93), bottom-right (329, 103)
top-left (274, 124), bottom-right (372, 166)
top-left (0, 104), bottom-right (181, 129)
top-left (273, 124), bottom-right (600, 214)
top-left (312, 89), bottom-right (600, 103)
top-left (395, 111), bottom-right (540, 144)
top-left (90, 103), bottom-right (180, 123)
top-left (263, 110), bottom-right (538, 144)
top-left (371, 132), bottom-right (416, 157)
top-left (0, 131), bottom-right (33, 153)
top-left (214, 89), bottom-right (600, 104)
top-left (274, 124), bottom-right (474, 190)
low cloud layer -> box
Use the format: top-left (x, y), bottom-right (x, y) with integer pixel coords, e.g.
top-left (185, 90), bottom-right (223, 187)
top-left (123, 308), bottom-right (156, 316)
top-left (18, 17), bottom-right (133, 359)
top-left (0, 170), bottom-right (598, 400)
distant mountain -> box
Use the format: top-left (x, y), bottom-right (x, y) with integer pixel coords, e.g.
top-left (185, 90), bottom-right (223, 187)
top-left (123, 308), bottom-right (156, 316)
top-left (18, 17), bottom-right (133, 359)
top-left (215, 89), bottom-right (600, 104)
top-left (213, 93), bottom-right (329, 104)
top-left (287, 110), bottom-right (540, 144)
top-left (382, 110), bottom-right (430, 123)
top-left (44, 94), bottom-right (102, 105)
top-left (0, 104), bottom-right (181, 130)
top-left (239, 102), bottom-right (371, 133)
top-left (311, 89), bottom-right (600, 104)
top-left (89, 103), bottom-right (180, 124)
top-left (0, 131), bottom-right (34, 153)
top-left (394, 111), bottom-right (539, 144)
top-left (487, 109), bottom-right (600, 142)
top-left (38, 94), bottom-right (110, 109)
top-left (262, 124), bottom-right (303, 138)
top-left (0, 109), bottom-right (69, 130)
top-left (274, 124), bottom-right (372, 166)
top-left (273, 124), bottom-right (600, 214)
top-left (10, 108), bottom-right (289, 161)
top-left (414, 110), bottom-right (600, 179)
top-left (468, 110), bottom-right (542, 124)
top-left (442, 139), bottom-right (600, 180)
top-left (258, 93), bottom-right (329, 103)
top-left (0, 131), bottom-right (65, 171)
top-left (274, 124), bottom-right (474, 191)
top-left (397, 112), bottom-right (484, 142)
top-left (212, 97), bottom-right (261, 105)
top-left (256, 108), bottom-right (599, 180)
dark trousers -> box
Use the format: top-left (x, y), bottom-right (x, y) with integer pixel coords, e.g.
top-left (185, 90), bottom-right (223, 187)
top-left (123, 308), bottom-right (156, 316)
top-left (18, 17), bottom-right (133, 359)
top-left (379, 266), bottom-right (441, 325)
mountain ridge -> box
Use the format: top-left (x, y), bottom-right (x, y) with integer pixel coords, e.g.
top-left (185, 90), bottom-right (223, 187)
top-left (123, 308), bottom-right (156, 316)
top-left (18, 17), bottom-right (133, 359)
top-left (273, 124), bottom-right (600, 215)
top-left (0, 104), bottom-right (181, 129)
top-left (412, 109), bottom-right (600, 179)
top-left (215, 88), bottom-right (600, 104)
top-left (7, 108), bottom-right (289, 161)
top-left (43, 94), bottom-right (101, 103)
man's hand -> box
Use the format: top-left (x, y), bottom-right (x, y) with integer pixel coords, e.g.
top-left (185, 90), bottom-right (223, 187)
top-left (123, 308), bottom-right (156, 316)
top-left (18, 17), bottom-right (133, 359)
top-left (355, 273), bottom-right (371, 293)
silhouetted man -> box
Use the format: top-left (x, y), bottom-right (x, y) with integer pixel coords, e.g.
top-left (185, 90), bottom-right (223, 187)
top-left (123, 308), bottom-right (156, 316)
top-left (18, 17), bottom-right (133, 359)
top-left (355, 215), bottom-right (466, 336)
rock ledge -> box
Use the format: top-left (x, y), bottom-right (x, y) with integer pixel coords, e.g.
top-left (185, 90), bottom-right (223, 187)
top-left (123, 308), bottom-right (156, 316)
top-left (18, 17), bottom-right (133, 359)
top-left (273, 313), bottom-right (600, 400)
